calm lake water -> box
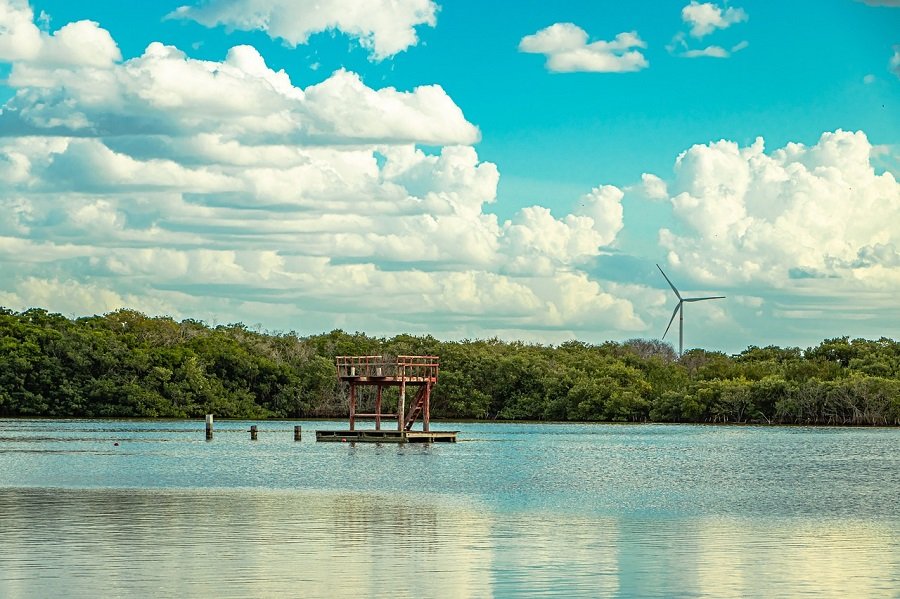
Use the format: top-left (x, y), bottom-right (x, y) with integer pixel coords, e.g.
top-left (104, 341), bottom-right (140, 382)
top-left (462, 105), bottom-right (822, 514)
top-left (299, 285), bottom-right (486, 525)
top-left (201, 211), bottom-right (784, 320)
top-left (0, 419), bottom-right (897, 598)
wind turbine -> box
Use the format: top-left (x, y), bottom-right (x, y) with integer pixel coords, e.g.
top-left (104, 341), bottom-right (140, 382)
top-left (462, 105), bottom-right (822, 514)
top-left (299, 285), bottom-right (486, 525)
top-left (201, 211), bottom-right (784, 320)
top-left (657, 264), bottom-right (725, 357)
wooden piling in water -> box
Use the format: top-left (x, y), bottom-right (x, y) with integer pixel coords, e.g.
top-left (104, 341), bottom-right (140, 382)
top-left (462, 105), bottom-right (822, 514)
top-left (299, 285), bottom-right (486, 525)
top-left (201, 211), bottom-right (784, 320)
top-left (250, 425), bottom-right (258, 440)
top-left (294, 425), bottom-right (302, 441)
top-left (205, 414), bottom-right (213, 440)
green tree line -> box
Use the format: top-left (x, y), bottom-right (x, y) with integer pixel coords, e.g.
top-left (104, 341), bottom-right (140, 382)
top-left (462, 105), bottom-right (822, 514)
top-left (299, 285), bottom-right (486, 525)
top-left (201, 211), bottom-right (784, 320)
top-left (1, 307), bottom-right (898, 425)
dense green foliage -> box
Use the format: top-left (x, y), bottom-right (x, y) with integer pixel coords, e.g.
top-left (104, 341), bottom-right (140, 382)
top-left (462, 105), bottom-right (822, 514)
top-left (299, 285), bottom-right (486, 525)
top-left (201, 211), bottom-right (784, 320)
top-left (1, 307), bottom-right (898, 425)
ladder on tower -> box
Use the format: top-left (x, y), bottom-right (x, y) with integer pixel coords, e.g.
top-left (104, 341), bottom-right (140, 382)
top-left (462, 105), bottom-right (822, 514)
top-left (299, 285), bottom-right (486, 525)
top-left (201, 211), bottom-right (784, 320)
top-left (404, 386), bottom-right (428, 431)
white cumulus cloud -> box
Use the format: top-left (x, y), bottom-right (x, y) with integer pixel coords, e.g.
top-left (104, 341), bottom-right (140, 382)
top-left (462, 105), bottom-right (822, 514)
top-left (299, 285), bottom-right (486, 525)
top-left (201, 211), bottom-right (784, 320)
top-left (658, 130), bottom-right (900, 291)
top-left (0, 1), bottom-right (646, 340)
top-left (0, 0), bottom-right (41, 60)
top-left (670, 2), bottom-right (748, 59)
top-left (168, 0), bottom-right (437, 60)
top-left (676, 41), bottom-right (747, 59)
top-left (0, 0), bottom-right (119, 65)
top-left (639, 173), bottom-right (669, 200)
top-left (519, 23), bottom-right (648, 73)
top-left (4, 42), bottom-right (479, 146)
top-left (681, 1), bottom-right (748, 38)
top-left (681, 45), bottom-right (729, 58)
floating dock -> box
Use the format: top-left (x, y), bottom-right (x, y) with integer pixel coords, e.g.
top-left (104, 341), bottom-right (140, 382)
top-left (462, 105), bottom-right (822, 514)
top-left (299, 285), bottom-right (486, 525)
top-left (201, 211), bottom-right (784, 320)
top-left (316, 355), bottom-right (457, 444)
top-left (316, 430), bottom-right (457, 443)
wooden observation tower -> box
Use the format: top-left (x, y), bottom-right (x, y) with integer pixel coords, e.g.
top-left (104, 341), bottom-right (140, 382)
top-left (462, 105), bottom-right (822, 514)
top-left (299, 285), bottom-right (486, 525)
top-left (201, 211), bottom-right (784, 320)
top-left (315, 356), bottom-right (457, 443)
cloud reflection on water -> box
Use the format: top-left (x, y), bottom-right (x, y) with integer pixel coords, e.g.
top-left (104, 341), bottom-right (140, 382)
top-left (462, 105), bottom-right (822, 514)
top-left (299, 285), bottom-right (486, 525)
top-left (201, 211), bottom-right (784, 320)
top-left (1, 488), bottom-right (897, 598)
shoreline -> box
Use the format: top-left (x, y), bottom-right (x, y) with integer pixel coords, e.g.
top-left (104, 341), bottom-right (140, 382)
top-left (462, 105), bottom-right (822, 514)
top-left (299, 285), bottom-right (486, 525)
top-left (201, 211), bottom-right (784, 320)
top-left (1, 415), bottom-right (897, 428)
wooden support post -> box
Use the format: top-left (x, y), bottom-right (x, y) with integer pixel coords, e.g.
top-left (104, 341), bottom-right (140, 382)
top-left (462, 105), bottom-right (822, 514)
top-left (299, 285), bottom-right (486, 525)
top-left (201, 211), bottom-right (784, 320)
top-left (349, 385), bottom-right (356, 431)
top-left (294, 425), bottom-right (302, 441)
top-left (398, 379), bottom-right (406, 432)
top-left (424, 383), bottom-right (431, 432)
top-left (250, 425), bottom-right (258, 440)
top-left (375, 385), bottom-right (383, 431)
top-left (205, 414), bottom-right (214, 440)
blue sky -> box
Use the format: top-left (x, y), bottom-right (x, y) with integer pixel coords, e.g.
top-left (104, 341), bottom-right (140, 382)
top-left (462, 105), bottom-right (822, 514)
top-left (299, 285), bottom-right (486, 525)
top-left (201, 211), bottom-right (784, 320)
top-left (0, 0), bottom-right (898, 353)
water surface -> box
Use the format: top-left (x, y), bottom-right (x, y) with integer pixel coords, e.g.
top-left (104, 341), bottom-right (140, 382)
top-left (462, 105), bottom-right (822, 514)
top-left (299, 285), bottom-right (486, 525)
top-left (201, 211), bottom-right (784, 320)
top-left (1, 420), bottom-right (897, 597)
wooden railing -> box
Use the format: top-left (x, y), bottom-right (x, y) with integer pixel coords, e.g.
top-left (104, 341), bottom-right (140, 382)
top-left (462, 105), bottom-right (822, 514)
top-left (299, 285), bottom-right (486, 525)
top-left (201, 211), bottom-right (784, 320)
top-left (335, 355), bottom-right (439, 382)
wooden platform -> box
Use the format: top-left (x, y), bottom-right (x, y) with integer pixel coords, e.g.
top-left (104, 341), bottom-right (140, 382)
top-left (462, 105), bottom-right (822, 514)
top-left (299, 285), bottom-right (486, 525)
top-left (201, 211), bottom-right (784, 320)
top-left (315, 430), bottom-right (457, 443)
top-left (338, 376), bottom-right (435, 384)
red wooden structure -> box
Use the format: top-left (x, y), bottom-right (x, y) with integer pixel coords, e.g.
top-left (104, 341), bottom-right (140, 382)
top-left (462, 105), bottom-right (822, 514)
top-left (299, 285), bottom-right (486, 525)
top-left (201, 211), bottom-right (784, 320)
top-left (335, 356), bottom-right (439, 432)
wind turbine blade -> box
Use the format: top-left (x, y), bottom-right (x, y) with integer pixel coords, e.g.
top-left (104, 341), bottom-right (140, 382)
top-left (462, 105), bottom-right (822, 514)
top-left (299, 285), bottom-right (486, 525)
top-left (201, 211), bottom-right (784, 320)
top-left (656, 264), bottom-right (682, 300)
top-left (683, 296), bottom-right (726, 302)
top-left (662, 303), bottom-right (681, 339)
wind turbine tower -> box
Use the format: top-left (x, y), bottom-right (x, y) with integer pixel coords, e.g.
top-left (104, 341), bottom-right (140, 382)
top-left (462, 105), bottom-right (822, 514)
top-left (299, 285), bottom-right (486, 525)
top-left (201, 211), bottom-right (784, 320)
top-left (657, 264), bottom-right (725, 357)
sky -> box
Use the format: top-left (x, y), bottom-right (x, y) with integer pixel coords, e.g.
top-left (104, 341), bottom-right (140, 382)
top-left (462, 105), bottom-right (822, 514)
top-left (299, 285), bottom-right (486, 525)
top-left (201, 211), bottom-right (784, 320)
top-left (0, 0), bottom-right (898, 353)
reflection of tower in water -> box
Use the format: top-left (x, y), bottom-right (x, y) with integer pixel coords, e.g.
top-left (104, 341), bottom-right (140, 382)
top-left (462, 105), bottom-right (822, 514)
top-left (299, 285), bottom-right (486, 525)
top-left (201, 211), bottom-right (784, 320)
top-left (0, 488), bottom-right (494, 597)
top-left (326, 492), bottom-right (492, 596)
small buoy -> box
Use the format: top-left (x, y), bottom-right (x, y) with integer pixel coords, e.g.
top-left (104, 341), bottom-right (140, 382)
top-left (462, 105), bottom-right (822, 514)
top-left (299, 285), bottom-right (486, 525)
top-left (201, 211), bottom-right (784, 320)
top-left (113, 442), bottom-right (119, 446)
top-left (341, 438), bottom-right (347, 442)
